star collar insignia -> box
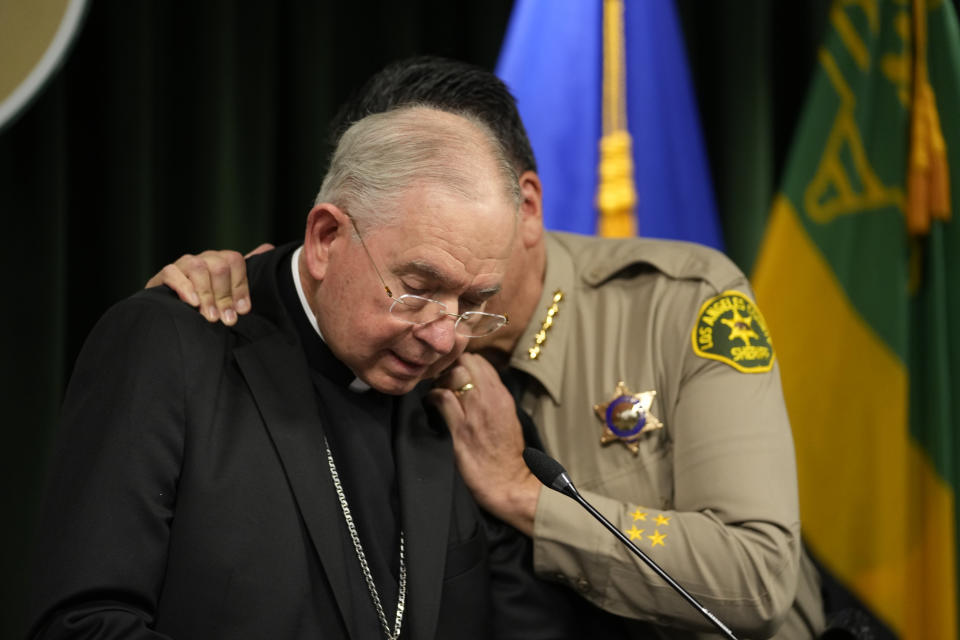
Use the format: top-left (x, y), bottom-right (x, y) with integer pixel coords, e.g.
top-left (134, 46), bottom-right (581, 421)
top-left (593, 381), bottom-right (662, 455)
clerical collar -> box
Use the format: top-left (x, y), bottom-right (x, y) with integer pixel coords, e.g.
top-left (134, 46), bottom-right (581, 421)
top-left (290, 246), bottom-right (371, 393)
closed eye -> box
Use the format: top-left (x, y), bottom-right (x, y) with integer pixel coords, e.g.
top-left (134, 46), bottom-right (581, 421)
top-left (400, 281), bottom-right (434, 297)
top-left (459, 298), bottom-right (486, 313)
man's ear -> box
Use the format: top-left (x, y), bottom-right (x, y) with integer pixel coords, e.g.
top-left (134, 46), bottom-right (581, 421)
top-left (518, 170), bottom-right (544, 248)
top-left (303, 203), bottom-right (347, 281)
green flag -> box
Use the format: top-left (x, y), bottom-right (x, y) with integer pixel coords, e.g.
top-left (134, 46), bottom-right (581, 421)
top-left (751, 0), bottom-right (960, 636)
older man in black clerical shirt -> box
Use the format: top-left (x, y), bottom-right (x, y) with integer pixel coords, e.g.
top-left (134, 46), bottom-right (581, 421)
top-left (26, 106), bottom-right (551, 640)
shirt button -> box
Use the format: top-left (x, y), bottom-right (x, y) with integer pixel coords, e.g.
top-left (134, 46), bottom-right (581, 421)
top-left (576, 577), bottom-right (590, 593)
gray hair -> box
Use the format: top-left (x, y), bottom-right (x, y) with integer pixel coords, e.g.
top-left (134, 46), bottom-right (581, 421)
top-left (316, 104), bottom-right (521, 232)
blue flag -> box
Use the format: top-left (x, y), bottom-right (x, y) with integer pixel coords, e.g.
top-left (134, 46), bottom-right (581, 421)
top-left (496, 0), bottom-right (723, 249)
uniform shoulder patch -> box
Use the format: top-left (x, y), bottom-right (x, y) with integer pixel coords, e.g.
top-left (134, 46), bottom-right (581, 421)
top-left (691, 291), bottom-right (775, 373)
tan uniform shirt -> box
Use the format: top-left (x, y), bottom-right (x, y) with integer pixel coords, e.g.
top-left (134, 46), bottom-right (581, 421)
top-left (511, 232), bottom-right (824, 639)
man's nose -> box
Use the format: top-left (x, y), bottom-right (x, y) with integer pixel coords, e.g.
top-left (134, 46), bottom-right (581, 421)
top-left (412, 314), bottom-right (460, 355)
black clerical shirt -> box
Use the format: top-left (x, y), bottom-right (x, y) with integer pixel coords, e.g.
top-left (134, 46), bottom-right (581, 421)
top-left (278, 250), bottom-right (402, 638)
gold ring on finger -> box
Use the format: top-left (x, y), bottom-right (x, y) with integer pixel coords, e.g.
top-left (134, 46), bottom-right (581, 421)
top-left (454, 382), bottom-right (475, 396)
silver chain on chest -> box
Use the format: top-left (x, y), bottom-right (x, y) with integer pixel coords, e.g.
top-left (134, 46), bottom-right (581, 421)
top-left (324, 438), bottom-right (406, 640)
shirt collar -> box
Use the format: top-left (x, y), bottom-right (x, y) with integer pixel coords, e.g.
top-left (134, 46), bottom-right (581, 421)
top-left (508, 233), bottom-right (574, 404)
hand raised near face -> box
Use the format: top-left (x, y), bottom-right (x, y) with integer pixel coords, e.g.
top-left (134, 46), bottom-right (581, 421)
top-left (145, 243), bottom-right (274, 325)
top-left (429, 353), bottom-right (541, 536)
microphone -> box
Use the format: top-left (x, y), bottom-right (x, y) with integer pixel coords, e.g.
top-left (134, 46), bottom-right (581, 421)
top-left (522, 446), bottom-right (576, 497)
top-left (522, 448), bottom-right (738, 640)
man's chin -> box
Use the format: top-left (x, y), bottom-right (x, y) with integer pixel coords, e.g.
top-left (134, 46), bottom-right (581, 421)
top-left (372, 381), bottom-right (417, 396)
top-left (363, 368), bottom-right (424, 396)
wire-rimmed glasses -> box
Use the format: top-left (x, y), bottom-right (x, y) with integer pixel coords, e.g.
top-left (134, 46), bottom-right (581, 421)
top-left (348, 214), bottom-right (509, 338)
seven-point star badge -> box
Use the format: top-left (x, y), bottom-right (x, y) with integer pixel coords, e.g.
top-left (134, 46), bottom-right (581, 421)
top-left (594, 381), bottom-right (662, 455)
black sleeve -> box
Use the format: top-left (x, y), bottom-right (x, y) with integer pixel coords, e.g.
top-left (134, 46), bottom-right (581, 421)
top-left (483, 509), bottom-right (596, 640)
top-left (27, 294), bottom-right (186, 639)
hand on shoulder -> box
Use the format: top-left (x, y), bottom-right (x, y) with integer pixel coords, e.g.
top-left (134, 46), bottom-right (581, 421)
top-left (144, 243), bottom-right (273, 325)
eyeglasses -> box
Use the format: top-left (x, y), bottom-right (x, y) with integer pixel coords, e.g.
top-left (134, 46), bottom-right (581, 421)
top-left (347, 215), bottom-right (510, 338)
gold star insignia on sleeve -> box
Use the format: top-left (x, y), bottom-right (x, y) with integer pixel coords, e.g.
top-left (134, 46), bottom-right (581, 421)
top-left (648, 530), bottom-right (666, 547)
top-left (631, 508), bottom-right (647, 521)
top-left (626, 525), bottom-right (645, 540)
top-left (594, 381), bottom-right (663, 455)
top-left (654, 514), bottom-right (671, 526)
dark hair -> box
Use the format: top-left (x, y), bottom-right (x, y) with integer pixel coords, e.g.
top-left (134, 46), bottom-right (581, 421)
top-left (330, 56), bottom-right (537, 174)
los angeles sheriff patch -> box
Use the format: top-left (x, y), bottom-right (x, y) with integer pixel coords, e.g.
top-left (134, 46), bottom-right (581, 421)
top-left (691, 291), bottom-right (775, 373)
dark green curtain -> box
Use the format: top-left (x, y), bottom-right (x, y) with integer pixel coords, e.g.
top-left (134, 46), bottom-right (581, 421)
top-left (0, 2), bottom-right (838, 636)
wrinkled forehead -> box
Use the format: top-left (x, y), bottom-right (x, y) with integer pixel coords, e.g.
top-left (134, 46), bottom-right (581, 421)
top-left (369, 185), bottom-right (518, 291)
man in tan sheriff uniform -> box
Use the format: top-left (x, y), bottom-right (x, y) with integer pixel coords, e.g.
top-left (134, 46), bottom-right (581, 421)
top-left (434, 227), bottom-right (826, 639)
top-left (431, 225), bottom-right (825, 639)
top-left (149, 57), bottom-right (825, 639)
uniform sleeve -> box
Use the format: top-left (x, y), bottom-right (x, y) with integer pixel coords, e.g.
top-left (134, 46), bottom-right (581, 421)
top-left (27, 295), bottom-right (187, 639)
top-left (532, 280), bottom-right (806, 639)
